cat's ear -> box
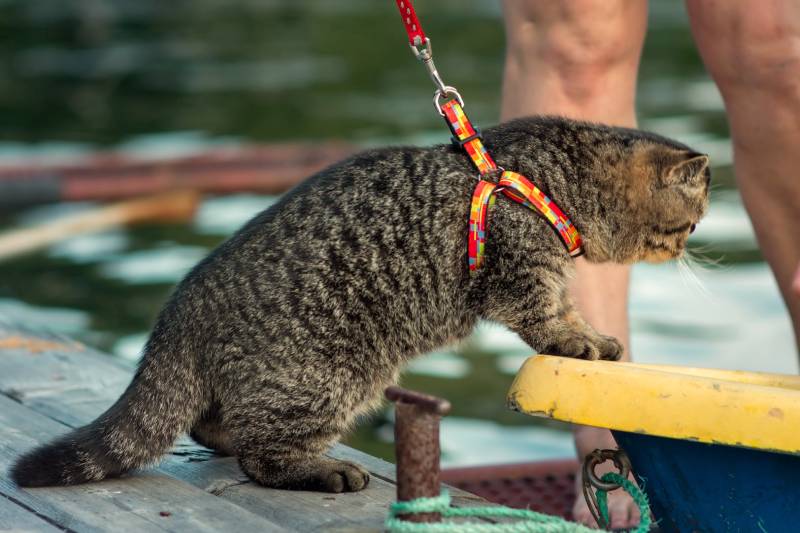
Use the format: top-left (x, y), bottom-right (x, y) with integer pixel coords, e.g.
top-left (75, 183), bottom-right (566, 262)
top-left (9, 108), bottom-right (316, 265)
top-left (659, 150), bottom-right (710, 187)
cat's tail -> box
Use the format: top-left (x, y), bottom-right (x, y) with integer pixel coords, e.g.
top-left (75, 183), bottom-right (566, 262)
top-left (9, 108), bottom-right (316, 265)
top-left (11, 337), bottom-right (205, 487)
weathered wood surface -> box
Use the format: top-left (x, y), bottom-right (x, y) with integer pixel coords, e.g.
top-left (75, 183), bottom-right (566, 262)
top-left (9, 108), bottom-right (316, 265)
top-left (0, 323), bottom-right (486, 532)
top-left (0, 494), bottom-right (62, 532)
top-left (0, 395), bottom-right (286, 533)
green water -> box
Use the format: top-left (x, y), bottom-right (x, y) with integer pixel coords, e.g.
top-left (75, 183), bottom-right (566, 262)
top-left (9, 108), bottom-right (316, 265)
top-left (0, 1), bottom-right (795, 466)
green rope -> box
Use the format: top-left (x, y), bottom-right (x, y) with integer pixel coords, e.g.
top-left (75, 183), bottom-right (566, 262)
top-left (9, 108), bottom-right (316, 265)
top-left (386, 474), bottom-right (652, 533)
top-left (595, 472), bottom-right (652, 532)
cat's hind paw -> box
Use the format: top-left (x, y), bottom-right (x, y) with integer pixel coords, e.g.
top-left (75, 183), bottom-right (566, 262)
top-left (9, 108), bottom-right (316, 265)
top-left (239, 454), bottom-right (371, 493)
top-left (319, 459), bottom-right (371, 493)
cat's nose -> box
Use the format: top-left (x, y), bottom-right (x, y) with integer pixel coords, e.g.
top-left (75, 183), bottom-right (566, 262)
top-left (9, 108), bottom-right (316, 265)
top-left (690, 223), bottom-right (697, 234)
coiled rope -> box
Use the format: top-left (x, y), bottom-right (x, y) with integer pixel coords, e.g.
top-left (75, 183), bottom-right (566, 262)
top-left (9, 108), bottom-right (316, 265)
top-left (386, 472), bottom-right (651, 533)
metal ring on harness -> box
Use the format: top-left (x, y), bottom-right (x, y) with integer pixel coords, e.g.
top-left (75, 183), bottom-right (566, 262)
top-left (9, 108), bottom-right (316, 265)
top-left (434, 87), bottom-right (464, 116)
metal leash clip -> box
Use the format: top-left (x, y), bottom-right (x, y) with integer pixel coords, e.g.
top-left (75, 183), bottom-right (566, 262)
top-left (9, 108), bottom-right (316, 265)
top-left (409, 37), bottom-right (446, 92)
top-left (581, 448), bottom-right (633, 529)
top-left (408, 37), bottom-right (465, 116)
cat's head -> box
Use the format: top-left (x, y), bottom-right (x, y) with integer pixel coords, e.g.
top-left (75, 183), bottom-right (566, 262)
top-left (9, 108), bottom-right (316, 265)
top-left (578, 128), bottom-right (711, 264)
top-left (485, 117), bottom-right (710, 264)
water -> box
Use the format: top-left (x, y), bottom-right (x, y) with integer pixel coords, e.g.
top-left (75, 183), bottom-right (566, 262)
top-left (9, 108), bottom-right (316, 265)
top-left (0, 1), bottom-right (796, 467)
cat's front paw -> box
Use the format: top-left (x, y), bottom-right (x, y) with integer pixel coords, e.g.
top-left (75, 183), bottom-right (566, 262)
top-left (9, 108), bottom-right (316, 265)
top-left (544, 334), bottom-right (604, 360)
top-left (596, 335), bottom-right (624, 361)
top-left (543, 332), bottom-right (624, 361)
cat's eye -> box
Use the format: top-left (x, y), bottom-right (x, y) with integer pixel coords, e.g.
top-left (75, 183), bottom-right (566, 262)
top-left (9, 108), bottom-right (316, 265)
top-left (690, 223), bottom-right (697, 234)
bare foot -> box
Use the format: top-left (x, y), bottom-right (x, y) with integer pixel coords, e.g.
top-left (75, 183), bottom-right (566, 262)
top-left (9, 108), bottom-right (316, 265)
top-left (572, 426), bottom-right (641, 529)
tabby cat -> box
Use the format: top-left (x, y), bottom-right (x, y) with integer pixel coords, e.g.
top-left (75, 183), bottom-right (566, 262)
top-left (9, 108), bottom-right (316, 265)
top-left (12, 116), bottom-right (709, 492)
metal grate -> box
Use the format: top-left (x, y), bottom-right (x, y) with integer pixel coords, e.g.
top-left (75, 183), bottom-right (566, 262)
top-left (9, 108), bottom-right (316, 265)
top-left (442, 459), bottom-right (578, 519)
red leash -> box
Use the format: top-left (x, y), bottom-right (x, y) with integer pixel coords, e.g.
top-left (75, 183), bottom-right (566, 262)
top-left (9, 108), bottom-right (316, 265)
top-left (392, 0), bottom-right (584, 273)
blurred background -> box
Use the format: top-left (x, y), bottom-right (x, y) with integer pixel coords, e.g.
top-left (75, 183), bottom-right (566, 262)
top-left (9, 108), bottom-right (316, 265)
top-left (0, 0), bottom-right (795, 466)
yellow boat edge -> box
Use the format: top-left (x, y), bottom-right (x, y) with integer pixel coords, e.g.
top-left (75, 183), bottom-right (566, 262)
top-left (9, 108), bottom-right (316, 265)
top-left (507, 355), bottom-right (800, 455)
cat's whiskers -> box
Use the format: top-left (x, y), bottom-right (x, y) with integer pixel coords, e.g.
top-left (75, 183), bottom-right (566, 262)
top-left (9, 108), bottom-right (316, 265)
top-left (676, 248), bottom-right (712, 297)
top-left (684, 243), bottom-right (723, 268)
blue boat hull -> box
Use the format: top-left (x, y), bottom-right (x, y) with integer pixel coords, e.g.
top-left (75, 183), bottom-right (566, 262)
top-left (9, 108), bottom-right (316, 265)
top-left (613, 431), bottom-right (800, 533)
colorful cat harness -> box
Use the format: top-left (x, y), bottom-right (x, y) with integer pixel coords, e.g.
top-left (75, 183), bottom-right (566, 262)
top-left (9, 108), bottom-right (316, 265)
top-left (394, 0), bottom-right (584, 274)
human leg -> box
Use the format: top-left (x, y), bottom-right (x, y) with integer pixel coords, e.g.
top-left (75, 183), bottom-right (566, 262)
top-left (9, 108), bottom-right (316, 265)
top-left (501, 1), bottom-right (647, 527)
top-left (794, 264), bottom-right (800, 297)
top-left (686, 0), bottom-right (800, 352)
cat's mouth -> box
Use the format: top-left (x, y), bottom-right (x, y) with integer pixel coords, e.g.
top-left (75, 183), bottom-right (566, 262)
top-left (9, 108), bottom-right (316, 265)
top-left (644, 248), bottom-right (682, 263)
top-left (642, 220), bottom-right (697, 263)
top-left (642, 232), bottom-right (693, 262)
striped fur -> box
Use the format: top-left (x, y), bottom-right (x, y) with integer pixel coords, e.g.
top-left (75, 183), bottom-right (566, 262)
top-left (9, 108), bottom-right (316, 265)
top-left (11, 116), bottom-right (709, 492)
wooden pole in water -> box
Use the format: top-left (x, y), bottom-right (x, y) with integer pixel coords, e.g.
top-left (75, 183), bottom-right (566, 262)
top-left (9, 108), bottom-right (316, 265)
top-left (0, 143), bottom-right (355, 207)
top-left (0, 190), bottom-right (200, 262)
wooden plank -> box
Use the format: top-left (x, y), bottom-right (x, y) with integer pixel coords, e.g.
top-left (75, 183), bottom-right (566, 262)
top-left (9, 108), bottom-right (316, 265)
top-left (328, 445), bottom-right (491, 507)
top-left (160, 446), bottom-right (488, 531)
top-left (0, 395), bottom-right (286, 533)
top-left (0, 494), bottom-right (62, 532)
top-left (0, 325), bottom-right (208, 452)
top-left (328, 445), bottom-right (396, 483)
top-left (0, 324), bottom-right (130, 406)
top-left (0, 324), bottom-right (491, 530)
top-left (160, 455), bottom-right (398, 532)
top-left (0, 326), bottom-right (400, 530)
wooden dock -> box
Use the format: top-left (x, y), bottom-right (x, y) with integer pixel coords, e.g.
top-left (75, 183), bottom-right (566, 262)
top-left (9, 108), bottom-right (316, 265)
top-left (0, 323), bottom-right (486, 532)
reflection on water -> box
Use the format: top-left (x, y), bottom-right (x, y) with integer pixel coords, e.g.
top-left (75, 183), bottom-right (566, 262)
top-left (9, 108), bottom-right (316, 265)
top-left (49, 231), bottom-right (130, 264)
top-left (97, 245), bottom-right (208, 284)
top-left (631, 263), bottom-right (796, 374)
top-left (0, 1), bottom-right (795, 466)
top-left (194, 194), bottom-right (279, 235)
top-left (0, 298), bottom-right (89, 334)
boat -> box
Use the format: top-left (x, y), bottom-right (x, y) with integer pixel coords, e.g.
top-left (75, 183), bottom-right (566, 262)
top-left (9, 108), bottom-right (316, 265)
top-left (508, 355), bottom-right (800, 532)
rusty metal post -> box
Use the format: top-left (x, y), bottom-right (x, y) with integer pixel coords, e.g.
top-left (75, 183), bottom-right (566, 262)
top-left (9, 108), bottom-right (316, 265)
top-left (385, 386), bottom-right (452, 523)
